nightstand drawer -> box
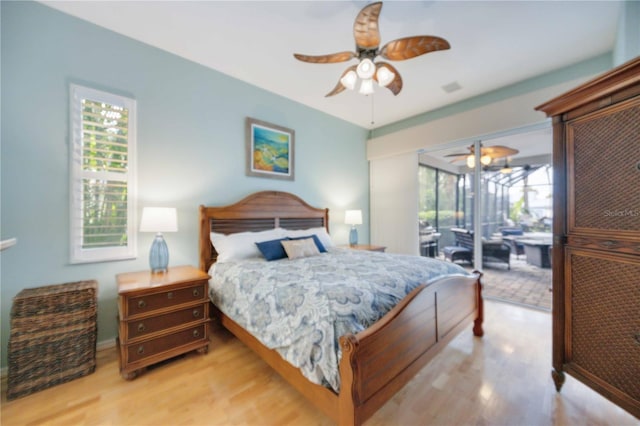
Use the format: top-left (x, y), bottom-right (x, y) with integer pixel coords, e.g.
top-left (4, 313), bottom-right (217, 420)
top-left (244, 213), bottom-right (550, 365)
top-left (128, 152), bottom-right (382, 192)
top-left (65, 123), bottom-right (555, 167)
top-left (127, 282), bottom-right (206, 315)
top-left (125, 324), bottom-right (206, 363)
top-left (125, 304), bottom-right (208, 339)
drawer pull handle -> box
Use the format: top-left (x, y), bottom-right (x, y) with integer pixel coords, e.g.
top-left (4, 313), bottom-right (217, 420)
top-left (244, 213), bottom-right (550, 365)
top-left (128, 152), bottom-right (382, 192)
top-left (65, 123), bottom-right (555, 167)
top-left (167, 292), bottom-right (174, 299)
top-left (137, 323), bottom-right (146, 332)
top-left (193, 309), bottom-right (200, 318)
top-left (138, 300), bottom-right (146, 309)
top-left (193, 289), bottom-right (200, 297)
top-left (137, 345), bottom-right (145, 355)
top-left (193, 329), bottom-right (200, 338)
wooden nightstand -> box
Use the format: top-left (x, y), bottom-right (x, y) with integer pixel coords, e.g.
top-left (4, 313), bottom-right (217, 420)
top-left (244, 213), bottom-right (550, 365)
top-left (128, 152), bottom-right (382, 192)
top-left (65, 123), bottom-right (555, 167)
top-left (116, 265), bottom-right (210, 379)
top-left (341, 244), bottom-right (387, 252)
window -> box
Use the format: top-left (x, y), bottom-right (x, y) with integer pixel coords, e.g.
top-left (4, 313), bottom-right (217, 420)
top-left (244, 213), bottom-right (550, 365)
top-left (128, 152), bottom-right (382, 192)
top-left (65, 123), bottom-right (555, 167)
top-left (70, 84), bottom-right (137, 263)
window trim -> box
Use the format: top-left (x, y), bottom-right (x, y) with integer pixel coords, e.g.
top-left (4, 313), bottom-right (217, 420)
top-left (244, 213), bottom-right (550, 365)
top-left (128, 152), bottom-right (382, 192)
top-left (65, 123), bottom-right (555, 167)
top-left (69, 84), bottom-right (137, 264)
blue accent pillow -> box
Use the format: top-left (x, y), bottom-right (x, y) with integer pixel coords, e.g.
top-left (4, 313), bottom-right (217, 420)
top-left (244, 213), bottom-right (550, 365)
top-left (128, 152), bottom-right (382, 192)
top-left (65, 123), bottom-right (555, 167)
top-left (288, 235), bottom-right (326, 253)
top-left (255, 238), bottom-right (289, 261)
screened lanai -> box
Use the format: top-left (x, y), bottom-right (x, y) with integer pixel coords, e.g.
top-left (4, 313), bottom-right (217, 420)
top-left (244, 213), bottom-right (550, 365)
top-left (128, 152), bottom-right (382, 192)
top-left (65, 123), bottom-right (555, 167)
top-left (418, 134), bottom-right (553, 311)
top-left (419, 162), bottom-right (553, 253)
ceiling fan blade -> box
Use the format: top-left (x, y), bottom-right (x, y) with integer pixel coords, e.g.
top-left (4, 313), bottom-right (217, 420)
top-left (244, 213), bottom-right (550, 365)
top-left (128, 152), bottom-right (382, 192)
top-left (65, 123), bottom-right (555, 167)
top-left (480, 146), bottom-right (520, 158)
top-left (325, 83), bottom-right (346, 98)
top-left (379, 36), bottom-right (450, 61)
top-left (353, 1), bottom-right (382, 50)
top-left (374, 62), bottom-right (403, 95)
top-left (293, 51), bottom-right (356, 64)
top-left (325, 65), bottom-right (358, 97)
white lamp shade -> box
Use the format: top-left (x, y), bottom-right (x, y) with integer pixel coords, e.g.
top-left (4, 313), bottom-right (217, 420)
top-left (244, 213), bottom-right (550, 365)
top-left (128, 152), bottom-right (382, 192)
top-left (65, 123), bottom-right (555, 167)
top-left (376, 66), bottom-right (395, 87)
top-left (356, 58), bottom-right (375, 79)
top-left (340, 70), bottom-right (357, 90)
top-left (140, 207), bottom-right (178, 232)
top-left (480, 155), bottom-right (492, 166)
top-left (359, 78), bottom-right (375, 95)
top-left (345, 210), bottom-right (363, 225)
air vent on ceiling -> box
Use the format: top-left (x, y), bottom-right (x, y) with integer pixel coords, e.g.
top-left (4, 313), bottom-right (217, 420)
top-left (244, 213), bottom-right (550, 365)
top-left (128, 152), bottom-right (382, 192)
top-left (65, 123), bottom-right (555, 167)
top-left (442, 81), bottom-right (462, 93)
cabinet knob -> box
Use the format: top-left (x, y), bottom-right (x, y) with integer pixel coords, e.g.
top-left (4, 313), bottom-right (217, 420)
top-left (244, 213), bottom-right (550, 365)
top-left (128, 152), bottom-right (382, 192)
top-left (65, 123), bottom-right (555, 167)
top-left (193, 288), bottom-right (200, 297)
top-left (137, 345), bottom-right (145, 355)
top-left (137, 300), bottom-right (146, 309)
top-left (634, 332), bottom-right (640, 346)
top-left (193, 309), bottom-right (200, 318)
top-left (137, 323), bottom-right (146, 333)
top-left (193, 329), bottom-right (200, 338)
top-left (167, 292), bottom-right (174, 299)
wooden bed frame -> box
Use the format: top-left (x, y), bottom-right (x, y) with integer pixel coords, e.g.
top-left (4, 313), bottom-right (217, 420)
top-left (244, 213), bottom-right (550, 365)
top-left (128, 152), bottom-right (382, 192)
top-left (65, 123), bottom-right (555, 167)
top-left (199, 191), bottom-right (484, 425)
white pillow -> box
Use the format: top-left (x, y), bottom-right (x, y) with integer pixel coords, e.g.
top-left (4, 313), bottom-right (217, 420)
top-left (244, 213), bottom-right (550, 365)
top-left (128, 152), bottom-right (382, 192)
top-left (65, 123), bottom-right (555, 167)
top-left (284, 227), bottom-right (335, 248)
top-left (281, 238), bottom-right (320, 260)
top-left (211, 228), bottom-right (285, 263)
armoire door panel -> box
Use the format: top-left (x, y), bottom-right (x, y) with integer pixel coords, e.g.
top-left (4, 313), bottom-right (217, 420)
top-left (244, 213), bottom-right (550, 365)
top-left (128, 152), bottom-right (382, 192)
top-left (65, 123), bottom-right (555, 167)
top-left (566, 248), bottom-right (640, 403)
top-left (566, 97), bottom-right (640, 236)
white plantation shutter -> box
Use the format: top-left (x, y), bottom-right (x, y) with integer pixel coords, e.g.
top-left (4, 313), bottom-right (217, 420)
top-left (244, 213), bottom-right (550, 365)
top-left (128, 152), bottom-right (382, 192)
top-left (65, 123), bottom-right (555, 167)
top-left (70, 84), bottom-right (137, 263)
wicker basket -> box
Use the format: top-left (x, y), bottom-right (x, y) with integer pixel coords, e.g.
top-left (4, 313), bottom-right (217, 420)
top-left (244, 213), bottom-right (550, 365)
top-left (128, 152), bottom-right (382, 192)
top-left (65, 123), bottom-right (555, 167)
top-left (7, 280), bottom-right (98, 400)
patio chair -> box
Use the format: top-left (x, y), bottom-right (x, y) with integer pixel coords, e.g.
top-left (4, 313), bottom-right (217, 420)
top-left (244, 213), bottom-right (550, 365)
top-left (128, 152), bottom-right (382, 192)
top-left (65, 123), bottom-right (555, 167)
top-left (445, 228), bottom-right (511, 269)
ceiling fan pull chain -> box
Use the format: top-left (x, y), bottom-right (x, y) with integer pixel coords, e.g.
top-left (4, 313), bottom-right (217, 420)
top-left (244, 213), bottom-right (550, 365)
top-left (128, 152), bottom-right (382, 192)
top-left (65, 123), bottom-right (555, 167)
top-left (371, 93), bottom-right (375, 127)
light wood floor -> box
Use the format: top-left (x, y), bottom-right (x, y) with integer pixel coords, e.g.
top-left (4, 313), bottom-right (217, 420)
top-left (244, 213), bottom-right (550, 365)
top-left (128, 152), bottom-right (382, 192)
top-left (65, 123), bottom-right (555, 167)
top-left (2, 300), bottom-right (638, 426)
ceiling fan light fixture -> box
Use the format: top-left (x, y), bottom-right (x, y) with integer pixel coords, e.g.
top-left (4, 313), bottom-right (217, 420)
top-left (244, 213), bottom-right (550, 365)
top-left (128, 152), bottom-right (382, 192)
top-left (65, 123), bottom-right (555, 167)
top-left (356, 58), bottom-right (376, 80)
top-left (500, 159), bottom-right (513, 174)
top-left (359, 78), bottom-right (375, 95)
top-left (466, 155), bottom-right (475, 168)
top-left (376, 66), bottom-right (395, 87)
top-left (466, 154), bottom-right (492, 168)
top-left (340, 70), bottom-right (358, 90)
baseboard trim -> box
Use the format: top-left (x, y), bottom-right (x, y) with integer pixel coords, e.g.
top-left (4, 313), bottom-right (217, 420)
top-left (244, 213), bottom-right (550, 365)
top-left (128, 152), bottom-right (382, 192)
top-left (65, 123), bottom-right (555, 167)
top-left (97, 338), bottom-right (116, 351)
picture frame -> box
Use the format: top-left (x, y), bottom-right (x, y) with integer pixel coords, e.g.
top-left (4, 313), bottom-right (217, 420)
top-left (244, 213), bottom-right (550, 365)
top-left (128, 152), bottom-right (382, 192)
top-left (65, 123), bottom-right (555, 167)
top-left (246, 117), bottom-right (295, 181)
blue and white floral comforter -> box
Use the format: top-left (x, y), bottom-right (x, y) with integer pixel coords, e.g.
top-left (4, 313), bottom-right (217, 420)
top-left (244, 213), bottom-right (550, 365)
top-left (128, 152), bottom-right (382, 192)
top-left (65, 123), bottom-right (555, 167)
top-left (208, 248), bottom-right (470, 392)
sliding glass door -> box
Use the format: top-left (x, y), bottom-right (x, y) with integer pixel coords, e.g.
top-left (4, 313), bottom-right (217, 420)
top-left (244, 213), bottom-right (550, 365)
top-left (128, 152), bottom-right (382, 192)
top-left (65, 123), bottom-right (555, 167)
top-left (418, 165), bottom-right (465, 252)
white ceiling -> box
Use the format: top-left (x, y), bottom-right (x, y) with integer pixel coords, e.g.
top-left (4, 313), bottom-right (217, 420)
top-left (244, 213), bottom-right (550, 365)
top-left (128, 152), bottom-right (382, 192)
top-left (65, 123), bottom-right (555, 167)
top-left (41, 1), bottom-right (621, 130)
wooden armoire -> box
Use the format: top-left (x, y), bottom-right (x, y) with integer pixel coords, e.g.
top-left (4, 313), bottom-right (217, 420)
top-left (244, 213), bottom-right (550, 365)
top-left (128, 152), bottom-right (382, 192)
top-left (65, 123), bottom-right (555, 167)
top-left (536, 56), bottom-right (640, 418)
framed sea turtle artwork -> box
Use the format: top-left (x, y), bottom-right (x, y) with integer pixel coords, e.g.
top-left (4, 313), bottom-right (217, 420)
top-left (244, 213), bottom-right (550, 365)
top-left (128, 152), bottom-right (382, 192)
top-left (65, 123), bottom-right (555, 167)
top-left (246, 117), bottom-right (295, 181)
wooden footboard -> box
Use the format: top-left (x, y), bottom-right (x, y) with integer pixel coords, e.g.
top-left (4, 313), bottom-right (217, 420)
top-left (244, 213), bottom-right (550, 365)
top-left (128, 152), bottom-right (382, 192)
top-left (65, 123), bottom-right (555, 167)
top-left (211, 272), bottom-right (483, 426)
top-left (338, 272), bottom-right (483, 425)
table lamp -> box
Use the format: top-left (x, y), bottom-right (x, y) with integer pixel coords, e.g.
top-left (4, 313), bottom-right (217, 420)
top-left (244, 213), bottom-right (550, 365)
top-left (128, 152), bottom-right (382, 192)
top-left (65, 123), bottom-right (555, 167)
top-left (140, 207), bottom-right (178, 273)
top-left (345, 210), bottom-right (363, 246)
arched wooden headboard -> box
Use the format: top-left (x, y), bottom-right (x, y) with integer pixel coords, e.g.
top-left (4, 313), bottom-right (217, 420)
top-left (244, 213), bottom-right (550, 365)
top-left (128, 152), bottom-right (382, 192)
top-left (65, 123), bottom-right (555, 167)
top-left (199, 191), bottom-right (329, 271)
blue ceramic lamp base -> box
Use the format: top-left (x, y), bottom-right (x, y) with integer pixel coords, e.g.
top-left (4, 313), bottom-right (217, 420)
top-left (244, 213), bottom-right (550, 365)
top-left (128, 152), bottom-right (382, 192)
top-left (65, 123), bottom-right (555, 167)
top-left (349, 227), bottom-right (358, 246)
top-left (149, 233), bottom-right (169, 273)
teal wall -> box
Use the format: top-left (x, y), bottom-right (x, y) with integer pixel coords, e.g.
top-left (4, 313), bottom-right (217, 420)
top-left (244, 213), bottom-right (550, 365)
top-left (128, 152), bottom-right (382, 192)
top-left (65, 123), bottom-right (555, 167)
top-left (0, 2), bottom-right (369, 367)
top-left (613, 1), bottom-right (640, 66)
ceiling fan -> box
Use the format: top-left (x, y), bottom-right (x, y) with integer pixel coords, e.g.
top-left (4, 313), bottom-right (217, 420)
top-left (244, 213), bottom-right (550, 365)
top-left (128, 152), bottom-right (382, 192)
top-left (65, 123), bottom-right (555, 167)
top-left (445, 144), bottom-right (519, 168)
top-left (293, 1), bottom-right (450, 97)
